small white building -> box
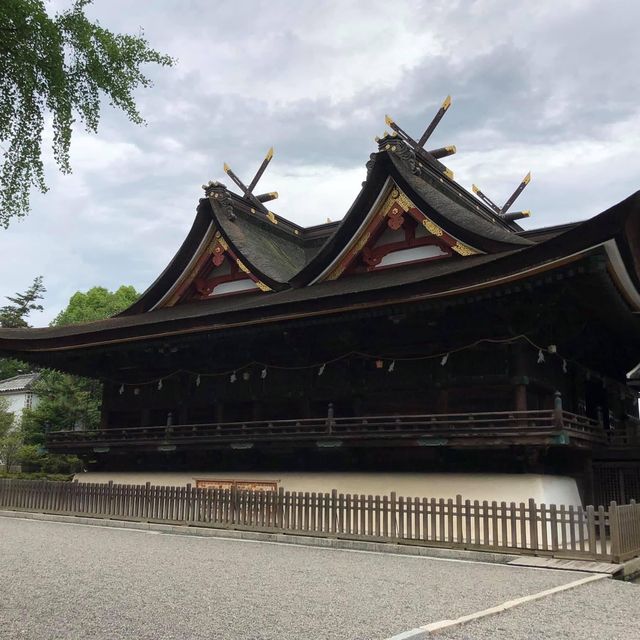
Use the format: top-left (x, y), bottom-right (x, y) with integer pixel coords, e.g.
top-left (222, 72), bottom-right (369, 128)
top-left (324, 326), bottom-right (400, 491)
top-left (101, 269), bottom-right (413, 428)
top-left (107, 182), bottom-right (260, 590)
top-left (0, 373), bottom-right (40, 424)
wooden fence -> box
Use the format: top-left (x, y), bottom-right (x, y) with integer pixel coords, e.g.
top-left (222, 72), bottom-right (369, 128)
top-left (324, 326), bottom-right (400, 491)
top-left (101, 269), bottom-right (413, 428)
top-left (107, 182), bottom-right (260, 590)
top-left (1, 479), bottom-right (639, 563)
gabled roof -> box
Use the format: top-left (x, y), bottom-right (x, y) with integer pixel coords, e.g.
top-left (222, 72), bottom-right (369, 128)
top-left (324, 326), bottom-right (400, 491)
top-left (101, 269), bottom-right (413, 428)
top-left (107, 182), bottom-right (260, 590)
top-left (1, 127), bottom-right (640, 367)
top-left (0, 372), bottom-right (40, 393)
top-left (121, 136), bottom-right (535, 314)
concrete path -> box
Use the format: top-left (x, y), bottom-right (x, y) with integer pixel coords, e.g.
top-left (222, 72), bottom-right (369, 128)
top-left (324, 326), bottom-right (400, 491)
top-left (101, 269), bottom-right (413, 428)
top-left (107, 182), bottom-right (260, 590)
top-left (436, 578), bottom-right (639, 639)
top-left (0, 515), bottom-right (633, 640)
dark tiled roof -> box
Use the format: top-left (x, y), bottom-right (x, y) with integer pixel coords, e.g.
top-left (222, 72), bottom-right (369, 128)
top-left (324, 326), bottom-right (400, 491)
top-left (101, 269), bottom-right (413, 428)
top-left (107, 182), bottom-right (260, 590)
top-left (2, 142), bottom-right (639, 356)
top-left (389, 153), bottom-right (532, 249)
top-left (211, 199), bottom-right (308, 283)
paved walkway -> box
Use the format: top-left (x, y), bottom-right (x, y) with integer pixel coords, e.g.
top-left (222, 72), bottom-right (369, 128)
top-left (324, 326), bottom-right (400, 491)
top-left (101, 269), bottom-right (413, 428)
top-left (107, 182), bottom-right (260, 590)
top-left (0, 515), bottom-right (636, 639)
top-left (437, 579), bottom-right (640, 639)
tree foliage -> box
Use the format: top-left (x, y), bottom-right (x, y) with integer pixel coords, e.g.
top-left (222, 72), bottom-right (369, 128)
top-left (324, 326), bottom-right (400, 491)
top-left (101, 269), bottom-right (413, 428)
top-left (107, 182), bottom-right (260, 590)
top-left (0, 0), bottom-right (174, 226)
top-left (21, 284), bottom-right (139, 473)
top-left (0, 396), bottom-right (14, 438)
top-left (52, 284), bottom-right (138, 325)
top-left (23, 369), bottom-right (100, 436)
top-left (0, 275), bottom-right (45, 328)
top-left (0, 396), bottom-right (20, 470)
top-left (0, 275), bottom-right (45, 380)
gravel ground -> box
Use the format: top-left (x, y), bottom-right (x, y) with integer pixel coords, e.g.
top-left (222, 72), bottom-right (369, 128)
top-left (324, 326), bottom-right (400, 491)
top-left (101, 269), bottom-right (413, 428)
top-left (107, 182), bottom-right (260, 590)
top-left (437, 579), bottom-right (640, 640)
top-left (0, 516), bottom-right (593, 640)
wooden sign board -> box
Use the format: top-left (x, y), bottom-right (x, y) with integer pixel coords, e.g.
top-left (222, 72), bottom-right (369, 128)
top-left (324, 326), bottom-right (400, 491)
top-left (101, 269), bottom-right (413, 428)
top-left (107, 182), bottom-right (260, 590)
top-left (195, 479), bottom-right (277, 492)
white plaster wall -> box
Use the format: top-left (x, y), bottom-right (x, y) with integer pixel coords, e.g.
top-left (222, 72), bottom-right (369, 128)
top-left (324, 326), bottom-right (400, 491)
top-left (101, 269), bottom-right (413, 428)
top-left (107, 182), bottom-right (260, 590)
top-left (0, 391), bottom-right (37, 425)
top-left (75, 471), bottom-right (583, 506)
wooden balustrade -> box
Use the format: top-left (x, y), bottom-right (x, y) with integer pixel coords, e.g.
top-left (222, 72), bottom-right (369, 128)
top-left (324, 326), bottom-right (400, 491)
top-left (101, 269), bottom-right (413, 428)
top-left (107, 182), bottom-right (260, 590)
top-left (45, 409), bottom-right (605, 451)
top-left (1, 479), bottom-right (638, 563)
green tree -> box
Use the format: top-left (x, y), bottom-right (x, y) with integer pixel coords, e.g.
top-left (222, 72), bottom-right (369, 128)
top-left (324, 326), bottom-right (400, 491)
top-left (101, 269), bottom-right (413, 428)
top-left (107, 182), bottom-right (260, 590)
top-left (0, 275), bottom-right (46, 380)
top-left (0, 275), bottom-right (45, 328)
top-left (0, 396), bottom-right (20, 471)
top-left (0, 0), bottom-right (175, 226)
top-left (53, 285), bottom-right (138, 325)
top-left (0, 396), bottom-right (13, 436)
top-left (21, 284), bottom-right (139, 473)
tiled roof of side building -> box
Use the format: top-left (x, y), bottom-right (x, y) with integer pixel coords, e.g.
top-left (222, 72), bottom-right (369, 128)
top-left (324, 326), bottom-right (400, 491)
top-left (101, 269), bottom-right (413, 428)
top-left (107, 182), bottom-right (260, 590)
top-left (0, 372), bottom-right (40, 393)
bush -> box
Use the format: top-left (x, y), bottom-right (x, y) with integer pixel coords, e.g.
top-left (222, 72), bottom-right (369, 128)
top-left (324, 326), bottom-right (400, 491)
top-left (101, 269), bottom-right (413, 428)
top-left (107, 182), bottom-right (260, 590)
top-left (0, 471), bottom-right (74, 482)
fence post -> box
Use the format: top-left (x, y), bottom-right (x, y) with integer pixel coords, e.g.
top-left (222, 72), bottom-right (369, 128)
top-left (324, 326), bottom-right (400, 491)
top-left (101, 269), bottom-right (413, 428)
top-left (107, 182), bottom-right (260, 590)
top-left (108, 480), bottom-right (114, 517)
top-left (390, 491), bottom-right (397, 538)
top-left (609, 501), bottom-right (621, 563)
top-left (553, 391), bottom-right (563, 429)
top-left (528, 498), bottom-right (539, 552)
top-left (586, 505), bottom-right (597, 557)
top-left (331, 489), bottom-right (338, 534)
top-left (185, 483), bottom-right (192, 523)
top-left (231, 485), bottom-right (238, 525)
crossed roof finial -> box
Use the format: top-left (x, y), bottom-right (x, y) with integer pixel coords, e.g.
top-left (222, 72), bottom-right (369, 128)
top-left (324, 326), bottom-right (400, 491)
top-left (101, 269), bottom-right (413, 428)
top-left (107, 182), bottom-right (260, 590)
top-left (382, 96), bottom-right (456, 180)
top-left (472, 173), bottom-right (532, 222)
top-left (223, 147), bottom-right (278, 215)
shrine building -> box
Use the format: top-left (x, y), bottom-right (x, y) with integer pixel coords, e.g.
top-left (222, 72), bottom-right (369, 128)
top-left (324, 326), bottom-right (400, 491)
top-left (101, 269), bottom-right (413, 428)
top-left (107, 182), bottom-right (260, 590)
top-left (1, 100), bottom-right (639, 506)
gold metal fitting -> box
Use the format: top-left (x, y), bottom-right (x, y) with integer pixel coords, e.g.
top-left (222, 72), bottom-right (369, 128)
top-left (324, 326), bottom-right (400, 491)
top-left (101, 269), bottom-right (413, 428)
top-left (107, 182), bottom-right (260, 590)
top-left (442, 95), bottom-right (452, 110)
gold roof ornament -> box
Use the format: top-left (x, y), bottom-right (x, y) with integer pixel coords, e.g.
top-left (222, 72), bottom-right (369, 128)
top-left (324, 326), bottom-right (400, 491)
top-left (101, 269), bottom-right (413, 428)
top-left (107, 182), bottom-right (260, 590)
top-left (471, 173), bottom-right (533, 222)
top-left (379, 96), bottom-right (456, 182)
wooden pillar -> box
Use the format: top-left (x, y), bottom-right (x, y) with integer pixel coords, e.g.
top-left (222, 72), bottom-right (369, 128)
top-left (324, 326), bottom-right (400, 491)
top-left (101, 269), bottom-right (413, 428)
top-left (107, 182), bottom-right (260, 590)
top-left (514, 385), bottom-right (527, 412)
top-left (553, 391), bottom-right (564, 428)
top-left (100, 384), bottom-right (110, 428)
top-left (510, 340), bottom-right (528, 412)
top-left (436, 389), bottom-right (449, 414)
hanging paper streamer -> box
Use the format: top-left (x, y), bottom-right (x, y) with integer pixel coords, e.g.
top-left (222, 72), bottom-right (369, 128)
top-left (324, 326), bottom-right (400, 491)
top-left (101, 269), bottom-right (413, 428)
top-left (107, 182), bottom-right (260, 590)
top-left (133, 388), bottom-right (140, 396)
top-left (537, 350), bottom-right (545, 364)
top-left (388, 360), bottom-right (395, 372)
top-left (119, 384), bottom-right (124, 395)
top-left (441, 353), bottom-right (449, 366)
top-left (261, 368), bottom-right (268, 379)
top-left (157, 379), bottom-right (163, 391)
top-left (230, 371), bottom-right (237, 383)
top-left (318, 363), bottom-right (326, 376)
top-left (242, 371), bottom-right (250, 381)
top-left (562, 359), bottom-right (568, 374)
top-left (196, 375), bottom-right (201, 387)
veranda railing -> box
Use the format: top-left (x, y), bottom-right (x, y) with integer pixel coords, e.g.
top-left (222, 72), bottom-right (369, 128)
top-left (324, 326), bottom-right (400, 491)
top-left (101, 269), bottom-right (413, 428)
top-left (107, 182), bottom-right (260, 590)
top-left (1, 479), bottom-right (639, 563)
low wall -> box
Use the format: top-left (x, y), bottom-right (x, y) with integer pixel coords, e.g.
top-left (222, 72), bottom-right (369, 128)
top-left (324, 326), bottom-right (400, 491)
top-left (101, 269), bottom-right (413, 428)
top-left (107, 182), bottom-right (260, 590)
top-left (75, 471), bottom-right (583, 506)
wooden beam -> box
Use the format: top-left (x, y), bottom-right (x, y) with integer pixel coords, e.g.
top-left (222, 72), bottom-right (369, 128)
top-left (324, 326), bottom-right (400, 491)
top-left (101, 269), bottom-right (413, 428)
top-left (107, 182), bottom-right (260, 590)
top-left (418, 95), bottom-right (452, 147)
top-left (500, 172), bottom-right (531, 215)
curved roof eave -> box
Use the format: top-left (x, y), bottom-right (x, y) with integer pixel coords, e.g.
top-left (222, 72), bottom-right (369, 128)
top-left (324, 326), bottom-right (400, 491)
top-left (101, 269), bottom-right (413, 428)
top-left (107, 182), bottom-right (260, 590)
top-left (3, 191), bottom-right (640, 356)
top-left (290, 151), bottom-right (533, 287)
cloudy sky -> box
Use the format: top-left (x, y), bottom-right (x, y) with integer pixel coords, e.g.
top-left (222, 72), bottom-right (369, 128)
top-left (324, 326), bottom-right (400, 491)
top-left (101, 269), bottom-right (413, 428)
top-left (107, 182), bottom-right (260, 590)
top-left (2, 0), bottom-right (639, 325)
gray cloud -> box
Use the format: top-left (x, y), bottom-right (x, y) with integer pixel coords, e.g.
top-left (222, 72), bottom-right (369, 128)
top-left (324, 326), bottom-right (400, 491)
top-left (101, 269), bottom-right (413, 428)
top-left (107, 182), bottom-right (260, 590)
top-left (1, 0), bottom-right (639, 325)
